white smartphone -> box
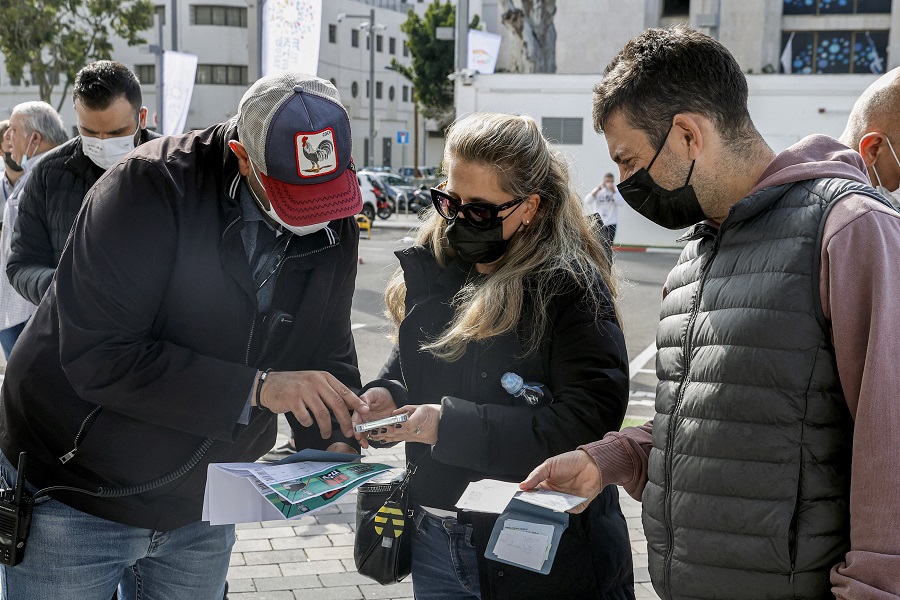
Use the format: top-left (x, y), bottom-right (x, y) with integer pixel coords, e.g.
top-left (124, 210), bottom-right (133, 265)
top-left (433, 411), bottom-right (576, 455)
top-left (353, 413), bottom-right (409, 433)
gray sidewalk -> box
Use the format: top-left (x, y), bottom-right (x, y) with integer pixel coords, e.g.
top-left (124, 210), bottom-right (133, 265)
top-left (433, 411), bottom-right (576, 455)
top-left (225, 443), bottom-right (659, 600)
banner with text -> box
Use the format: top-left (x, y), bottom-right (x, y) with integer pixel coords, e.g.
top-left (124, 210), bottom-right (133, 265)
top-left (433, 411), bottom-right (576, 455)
top-left (162, 51), bottom-right (199, 135)
top-left (262, 0), bottom-right (322, 76)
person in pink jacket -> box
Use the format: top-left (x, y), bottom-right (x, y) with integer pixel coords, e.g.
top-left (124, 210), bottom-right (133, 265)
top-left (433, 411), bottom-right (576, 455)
top-left (523, 27), bottom-right (900, 600)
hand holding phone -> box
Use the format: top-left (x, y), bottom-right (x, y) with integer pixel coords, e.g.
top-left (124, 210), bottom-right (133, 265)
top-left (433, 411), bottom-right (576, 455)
top-left (353, 413), bottom-right (409, 433)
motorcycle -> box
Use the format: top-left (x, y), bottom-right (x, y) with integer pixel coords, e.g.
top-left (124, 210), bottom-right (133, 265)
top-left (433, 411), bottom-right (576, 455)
top-left (372, 180), bottom-right (395, 220)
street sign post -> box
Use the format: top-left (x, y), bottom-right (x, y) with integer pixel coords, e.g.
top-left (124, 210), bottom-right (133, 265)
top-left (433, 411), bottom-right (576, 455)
top-left (397, 131), bottom-right (409, 176)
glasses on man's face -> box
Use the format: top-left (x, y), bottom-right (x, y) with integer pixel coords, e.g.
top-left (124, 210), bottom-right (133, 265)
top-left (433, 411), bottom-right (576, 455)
top-left (430, 186), bottom-right (526, 230)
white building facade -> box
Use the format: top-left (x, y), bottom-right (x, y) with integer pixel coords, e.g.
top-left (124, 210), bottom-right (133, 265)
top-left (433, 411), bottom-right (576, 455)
top-left (0, 0), bottom-right (443, 172)
top-left (455, 0), bottom-right (897, 247)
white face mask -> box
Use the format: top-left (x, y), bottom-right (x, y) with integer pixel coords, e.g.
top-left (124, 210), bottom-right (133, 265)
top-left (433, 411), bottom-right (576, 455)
top-left (81, 126), bottom-right (139, 170)
top-left (870, 136), bottom-right (900, 208)
top-left (248, 163), bottom-right (329, 236)
top-left (19, 135), bottom-right (37, 170)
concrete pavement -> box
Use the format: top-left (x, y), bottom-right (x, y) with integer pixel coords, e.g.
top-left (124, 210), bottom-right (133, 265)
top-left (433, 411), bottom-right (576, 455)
top-left (225, 440), bottom-right (660, 600)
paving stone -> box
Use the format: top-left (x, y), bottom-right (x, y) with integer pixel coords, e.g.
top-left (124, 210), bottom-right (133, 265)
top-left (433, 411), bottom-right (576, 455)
top-left (293, 523), bottom-right (353, 536)
top-left (229, 592), bottom-right (294, 600)
top-left (631, 540), bottom-right (647, 555)
top-left (360, 583), bottom-right (414, 599)
top-left (292, 585), bottom-right (363, 600)
top-left (244, 549), bottom-right (308, 565)
top-left (230, 553), bottom-right (246, 566)
top-left (636, 582), bottom-right (661, 599)
top-left (280, 559), bottom-right (347, 577)
top-left (633, 566), bottom-right (651, 584)
top-left (632, 553), bottom-right (649, 569)
top-left (340, 559), bottom-right (358, 571)
top-left (234, 539), bottom-right (274, 553)
top-left (254, 574), bottom-right (322, 591)
top-left (314, 513), bottom-right (357, 525)
top-left (227, 564), bottom-right (282, 579)
top-left (271, 534), bottom-right (333, 550)
top-left (235, 522), bottom-right (263, 530)
top-left (262, 520), bottom-right (301, 528)
top-left (304, 545), bottom-right (355, 561)
top-left (236, 527), bottom-right (297, 540)
top-left (319, 572), bottom-right (374, 587)
top-left (227, 579), bottom-right (256, 593)
top-left (327, 533), bottom-right (357, 547)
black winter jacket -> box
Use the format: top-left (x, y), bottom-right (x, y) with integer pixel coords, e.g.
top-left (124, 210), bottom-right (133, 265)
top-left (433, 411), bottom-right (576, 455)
top-left (0, 123), bottom-right (361, 531)
top-left (376, 245), bottom-right (634, 599)
top-left (7, 128), bottom-right (161, 305)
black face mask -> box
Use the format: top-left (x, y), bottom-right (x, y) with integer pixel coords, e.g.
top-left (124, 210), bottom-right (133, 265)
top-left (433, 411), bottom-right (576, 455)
top-left (617, 125), bottom-right (706, 230)
top-left (445, 217), bottom-right (512, 264)
top-left (3, 152), bottom-right (23, 173)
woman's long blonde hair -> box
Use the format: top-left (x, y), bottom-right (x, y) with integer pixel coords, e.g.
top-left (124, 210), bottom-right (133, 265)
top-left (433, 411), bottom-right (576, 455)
top-left (385, 112), bottom-right (619, 361)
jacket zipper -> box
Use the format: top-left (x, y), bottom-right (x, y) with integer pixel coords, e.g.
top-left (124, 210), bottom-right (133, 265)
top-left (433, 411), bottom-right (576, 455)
top-left (59, 406), bottom-right (102, 464)
top-left (662, 233), bottom-right (723, 599)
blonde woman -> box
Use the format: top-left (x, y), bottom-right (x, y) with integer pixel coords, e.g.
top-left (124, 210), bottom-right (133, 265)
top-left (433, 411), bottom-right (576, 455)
top-left (354, 113), bottom-right (634, 599)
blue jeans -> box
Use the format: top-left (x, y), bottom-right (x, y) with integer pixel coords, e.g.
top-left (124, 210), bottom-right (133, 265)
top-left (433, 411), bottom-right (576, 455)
top-left (0, 452), bottom-right (234, 600)
top-left (411, 509), bottom-right (481, 600)
top-left (0, 320), bottom-right (26, 359)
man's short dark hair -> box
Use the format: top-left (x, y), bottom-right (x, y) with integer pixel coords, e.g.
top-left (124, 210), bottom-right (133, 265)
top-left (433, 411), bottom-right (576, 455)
top-left (592, 26), bottom-right (754, 149)
top-left (73, 61), bottom-right (143, 114)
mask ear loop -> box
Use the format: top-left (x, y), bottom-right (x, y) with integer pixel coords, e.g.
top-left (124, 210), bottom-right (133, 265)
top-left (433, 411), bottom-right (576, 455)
top-left (647, 123), bottom-right (675, 172)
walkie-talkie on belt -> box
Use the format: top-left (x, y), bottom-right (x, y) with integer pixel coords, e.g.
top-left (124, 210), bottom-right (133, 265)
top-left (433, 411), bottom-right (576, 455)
top-left (0, 452), bottom-right (33, 566)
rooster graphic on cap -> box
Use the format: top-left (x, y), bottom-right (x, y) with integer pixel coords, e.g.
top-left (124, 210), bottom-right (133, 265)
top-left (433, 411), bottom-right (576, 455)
top-left (301, 136), bottom-right (334, 173)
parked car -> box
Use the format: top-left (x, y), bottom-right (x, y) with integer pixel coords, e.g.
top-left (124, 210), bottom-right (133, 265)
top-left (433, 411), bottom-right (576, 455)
top-left (360, 171), bottom-right (422, 213)
top-left (357, 172), bottom-right (394, 221)
top-left (398, 165), bottom-right (439, 180)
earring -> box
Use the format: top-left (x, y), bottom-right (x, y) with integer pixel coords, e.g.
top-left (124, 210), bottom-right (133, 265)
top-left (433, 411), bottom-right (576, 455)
top-left (524, 219), bottom-right (530, 225)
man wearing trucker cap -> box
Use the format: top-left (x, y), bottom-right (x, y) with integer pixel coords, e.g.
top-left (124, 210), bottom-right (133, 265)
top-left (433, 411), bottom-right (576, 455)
top-left (0, 73), bottom-right (368, 599)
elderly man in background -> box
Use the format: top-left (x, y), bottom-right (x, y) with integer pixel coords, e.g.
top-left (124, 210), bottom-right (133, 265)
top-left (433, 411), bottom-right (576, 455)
top-left (0, 102), bottom-right (67, 357)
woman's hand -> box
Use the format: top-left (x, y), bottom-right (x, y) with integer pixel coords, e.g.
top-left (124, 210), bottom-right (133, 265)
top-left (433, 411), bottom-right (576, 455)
top-left (352, 387), bottom-right (398, 448)
top-left (368, 404), bottom-right (441, 446)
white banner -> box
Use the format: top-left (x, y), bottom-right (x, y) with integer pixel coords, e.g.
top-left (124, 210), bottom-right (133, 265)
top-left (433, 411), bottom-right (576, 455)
top-left (467, 29), bottom-right (502, 75)
top-left (262, 0), bottom-right (322, 76)
top-left (162, 51), bottom-right (198, 135)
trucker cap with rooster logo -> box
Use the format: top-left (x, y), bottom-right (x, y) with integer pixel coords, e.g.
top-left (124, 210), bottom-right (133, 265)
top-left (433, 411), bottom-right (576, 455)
top-left (235, 73), bottom-right (362, 226)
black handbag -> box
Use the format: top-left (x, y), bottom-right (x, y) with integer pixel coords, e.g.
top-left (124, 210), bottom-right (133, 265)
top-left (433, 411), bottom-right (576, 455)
top-left (354, 465), bottom-right (415, 585)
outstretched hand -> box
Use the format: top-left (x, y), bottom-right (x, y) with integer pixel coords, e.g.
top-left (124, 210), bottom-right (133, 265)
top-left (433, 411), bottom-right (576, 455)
top-left (257, 371), bottom-right (368, 439)
top-left (519, 449), bottom-right (604, 514)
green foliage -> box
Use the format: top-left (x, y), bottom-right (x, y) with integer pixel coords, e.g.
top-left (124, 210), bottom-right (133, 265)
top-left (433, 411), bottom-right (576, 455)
top-left (0, 0), bottom-right (154, 111)
top-left (390, 1), bottom-right (479, 125)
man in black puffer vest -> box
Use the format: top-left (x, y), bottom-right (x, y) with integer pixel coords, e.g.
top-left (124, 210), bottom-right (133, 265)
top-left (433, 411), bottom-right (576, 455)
top-left (524, 26), bottom-right (900, 600)
top-left (7, 60), bottom-right (159, 305)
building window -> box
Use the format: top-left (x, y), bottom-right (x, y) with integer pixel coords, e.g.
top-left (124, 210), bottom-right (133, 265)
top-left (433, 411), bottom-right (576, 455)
top-left (402, 85), bottom-right (408, 102)
top-left (195, 64), bottom-right (248, 85)
top-left (376, 81), bottom-right (383, 99)
top-left (191, 5), bottom-right (247, 27)
top-left (389, 85), bottom-right (395, 101)
top-left (366, 80), bottom-right (370, 98)
top-left (662, 0), bottom-right (690, 16)
top-left (136, 64), bottom-right (156, 85)
top-left (403, 42), bottom-right (409, 57)
top-left (376, 34), bottom-right (383, 52)
top-left (780, 30), bottom-right (888, 73)
top-left (366, 33), bottom-right (370, 50)
top-left (330, 77), bottom-right (337, 88)
top-left (542, 117), bottom-right (583, 145)
top-left (351, 29), bottom-right (359, 47)
top-left (351, 81), bottom-right (359, 98)
top-left (329, 24), bottom-right (337, 43)
top-left (783, 0), bottom-right (891, 15)
top-left (389, 37), bottom-right (396, 55)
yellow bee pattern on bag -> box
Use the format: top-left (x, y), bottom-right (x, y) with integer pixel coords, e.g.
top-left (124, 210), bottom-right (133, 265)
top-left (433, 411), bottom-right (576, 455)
top-left (374, 501), bottom-right (405, 547)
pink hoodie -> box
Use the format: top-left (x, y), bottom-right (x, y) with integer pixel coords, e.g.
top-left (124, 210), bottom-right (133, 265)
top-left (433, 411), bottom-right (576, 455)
top-left (582, 135), bottom-right (900, 599)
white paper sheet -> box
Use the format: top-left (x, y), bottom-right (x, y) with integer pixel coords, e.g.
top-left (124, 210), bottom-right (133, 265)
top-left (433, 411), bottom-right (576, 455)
top-left (493, 519), bottom-right (554, 570)
top-left (515, 489), bottom-right (587, 512)
top-left (455, 479), bottom-right (521, 514)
